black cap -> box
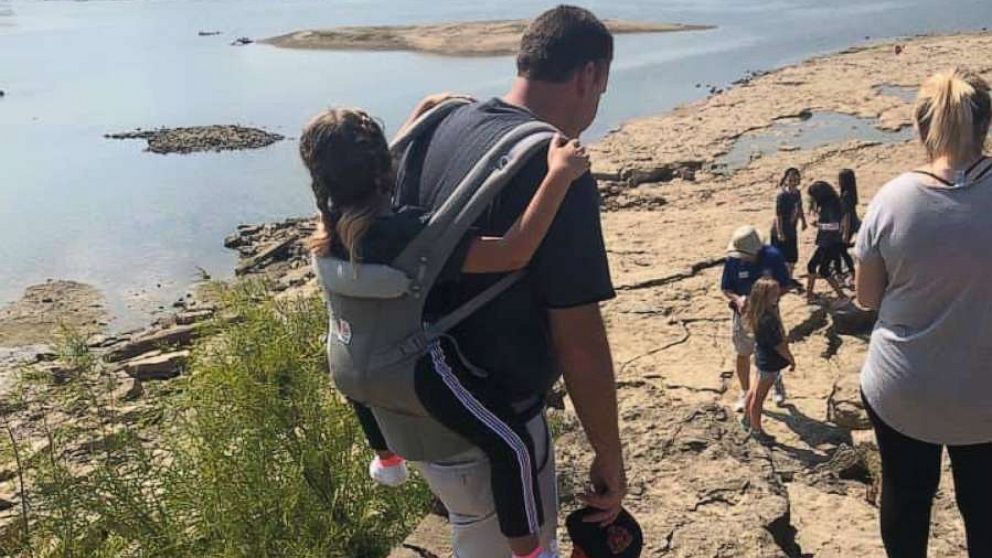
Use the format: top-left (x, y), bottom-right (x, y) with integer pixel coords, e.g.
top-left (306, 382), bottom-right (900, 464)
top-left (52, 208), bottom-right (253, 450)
top-left (566, 507), bottom-right (643, 558)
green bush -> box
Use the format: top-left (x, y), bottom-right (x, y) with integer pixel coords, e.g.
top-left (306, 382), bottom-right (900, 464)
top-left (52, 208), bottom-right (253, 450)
top-left (1, 282), bottom-right (430, 558)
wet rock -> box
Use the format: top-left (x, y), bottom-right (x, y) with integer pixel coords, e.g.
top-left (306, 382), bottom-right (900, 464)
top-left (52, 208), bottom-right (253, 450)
top-left (621, 161), bottom-right (702, 187)
top-left (231, 37), bottom-right (253, 46)
top-left (827, 371), bottom-right (870, 430)
top-left (198, 30), bottom-right (222, 36)
top-left (123, 350), bottom-right (189, 381)
top-left (175, 309), bottom-right (214, 326)
top-left (235, 236), bottom-right (297, 276)
top-left (105, 125), bottom-right (283, 155)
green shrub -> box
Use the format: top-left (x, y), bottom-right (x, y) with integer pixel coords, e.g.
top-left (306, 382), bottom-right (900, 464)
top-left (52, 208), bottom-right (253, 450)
top-left (1, 282), bottom-right (430, 558)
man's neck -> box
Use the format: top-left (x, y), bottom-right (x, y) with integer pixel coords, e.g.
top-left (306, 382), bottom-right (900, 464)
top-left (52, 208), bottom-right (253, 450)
top-left (504, 78), bottom-right (578, 136)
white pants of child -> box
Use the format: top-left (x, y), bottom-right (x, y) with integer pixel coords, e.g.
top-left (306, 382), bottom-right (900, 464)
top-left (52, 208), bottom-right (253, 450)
top-left (412, 413), bottom-right (559, 558)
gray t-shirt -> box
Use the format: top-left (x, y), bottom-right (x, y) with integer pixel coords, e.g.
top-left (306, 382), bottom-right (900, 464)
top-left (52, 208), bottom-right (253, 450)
top-left (855, 170), bottom-right (992, 445)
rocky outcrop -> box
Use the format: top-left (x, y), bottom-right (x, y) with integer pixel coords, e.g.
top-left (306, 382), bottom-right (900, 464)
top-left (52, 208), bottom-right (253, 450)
top-left (105, 125), bottom-right (283, 154)
top-left (123, 350), bottom-right (189, 381)
top-left (104, 324), bottom-right (199, 363)
top-left (827, 372), bottom-right (871, 431)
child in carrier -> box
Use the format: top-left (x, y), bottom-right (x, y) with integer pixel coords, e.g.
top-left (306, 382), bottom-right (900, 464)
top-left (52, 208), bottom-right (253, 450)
top-left (300, 103), bottom-right (588, 555)
top-left (742, 277), bottom-right (796, 444)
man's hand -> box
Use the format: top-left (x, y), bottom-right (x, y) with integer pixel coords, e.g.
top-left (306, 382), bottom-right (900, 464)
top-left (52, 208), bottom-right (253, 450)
top-left (578, 451), bottom-right (626, 525)
top-left (550, 304), bottom-right (626, 526)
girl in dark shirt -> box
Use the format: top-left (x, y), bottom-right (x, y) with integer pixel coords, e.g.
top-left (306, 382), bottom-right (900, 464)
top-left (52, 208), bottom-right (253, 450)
top-left (771, 167), bottom-right (807, 281)
top-left (837, 169), bottom-right (860, 281)
top-left (805, 181), bottom-right (850, 303)
top-left (300, 102), bottom-right (589, 553)
top-left (743, 277), bottom-right (795, 443)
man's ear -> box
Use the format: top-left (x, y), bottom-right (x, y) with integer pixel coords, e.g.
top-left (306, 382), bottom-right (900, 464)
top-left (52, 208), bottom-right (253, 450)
top-left (575, 61), bottom-right (598, 98)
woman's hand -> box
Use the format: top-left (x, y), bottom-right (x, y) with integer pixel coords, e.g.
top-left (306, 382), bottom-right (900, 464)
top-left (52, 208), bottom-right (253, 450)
top-left (547, 133), bottom-right (590, 184)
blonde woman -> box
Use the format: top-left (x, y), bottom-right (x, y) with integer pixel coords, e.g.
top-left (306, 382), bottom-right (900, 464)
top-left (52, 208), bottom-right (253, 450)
top-left (741, 277), bottom-right (795, 444)
top-left (856, 68), bottom-right (992, 558)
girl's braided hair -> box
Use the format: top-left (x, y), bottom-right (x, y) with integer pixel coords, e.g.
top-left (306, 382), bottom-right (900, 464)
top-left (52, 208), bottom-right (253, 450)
top-left (299, 108), bottom-right (394, 261)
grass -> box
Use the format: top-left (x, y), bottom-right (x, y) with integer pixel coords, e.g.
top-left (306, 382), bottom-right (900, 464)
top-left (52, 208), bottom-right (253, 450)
top-left (0, 281), bottom-right (431, 558)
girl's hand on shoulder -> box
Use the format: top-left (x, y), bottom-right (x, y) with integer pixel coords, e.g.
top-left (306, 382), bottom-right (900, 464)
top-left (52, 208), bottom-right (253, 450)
top-left (547, 133), bottom-right (590, 184)
top-left (412, 92), bottom-right (474, 119)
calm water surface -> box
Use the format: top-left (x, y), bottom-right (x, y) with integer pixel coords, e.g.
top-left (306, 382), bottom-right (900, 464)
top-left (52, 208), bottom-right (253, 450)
top-left (2, 0), bottom-right (990, 328)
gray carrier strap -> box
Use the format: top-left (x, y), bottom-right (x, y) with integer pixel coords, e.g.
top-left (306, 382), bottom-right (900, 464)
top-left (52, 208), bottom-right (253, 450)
top-left (392, 120), bottom-right (558, 289)
top-left (390, 97), bottom-right (472, 156)
top-left (424, 270), bottom-right (524, 339)
top-left (368, 118), bottom-right (558, 371)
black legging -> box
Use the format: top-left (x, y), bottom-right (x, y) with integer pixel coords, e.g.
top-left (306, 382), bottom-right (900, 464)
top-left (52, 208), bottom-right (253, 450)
top-left (864, 394), bottom-right (992, 558)
top-left (834, 247), bottom-right (855, 277)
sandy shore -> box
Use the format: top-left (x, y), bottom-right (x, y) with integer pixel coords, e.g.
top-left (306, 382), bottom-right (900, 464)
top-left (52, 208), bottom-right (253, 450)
top-left (262, 19), bottom-right (713, 57)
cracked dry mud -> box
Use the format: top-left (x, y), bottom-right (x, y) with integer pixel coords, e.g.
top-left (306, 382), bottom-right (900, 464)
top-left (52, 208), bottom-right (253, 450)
top-left (391, 32), bottom-right (992, 557)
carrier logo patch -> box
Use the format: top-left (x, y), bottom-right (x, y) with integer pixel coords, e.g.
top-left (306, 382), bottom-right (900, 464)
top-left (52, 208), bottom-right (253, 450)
top-left (333, 319), bottom-right (353, 345)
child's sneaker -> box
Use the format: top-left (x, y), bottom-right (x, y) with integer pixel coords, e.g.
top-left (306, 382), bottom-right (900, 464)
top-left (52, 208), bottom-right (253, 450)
top-left (369, 455), bottom-right (409, 487)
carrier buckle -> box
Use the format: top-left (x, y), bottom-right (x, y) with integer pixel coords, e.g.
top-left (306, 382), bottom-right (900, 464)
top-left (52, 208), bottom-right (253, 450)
top-left (398, 333), bottom-right (428, 356)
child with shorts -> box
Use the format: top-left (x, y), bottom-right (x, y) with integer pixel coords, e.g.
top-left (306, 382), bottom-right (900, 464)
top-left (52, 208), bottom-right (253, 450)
top-left (742, 277), bottom-right (796, 444)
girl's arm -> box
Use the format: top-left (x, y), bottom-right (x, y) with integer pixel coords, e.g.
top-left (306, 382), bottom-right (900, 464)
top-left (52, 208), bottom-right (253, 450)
top-left (775, 342), bottom-right (796, 370)
top-left (461, 135), bottom-right (589, 273)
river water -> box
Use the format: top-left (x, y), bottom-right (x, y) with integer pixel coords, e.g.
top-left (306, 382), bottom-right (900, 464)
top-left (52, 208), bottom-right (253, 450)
top-left (2, 0), bottom-right (990, 328)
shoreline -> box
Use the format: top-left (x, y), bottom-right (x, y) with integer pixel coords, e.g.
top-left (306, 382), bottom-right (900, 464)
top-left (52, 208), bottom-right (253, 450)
top-left (261, 19), bottom-right (714, 57)
top-left (4, 29), bottom-right (990, 555)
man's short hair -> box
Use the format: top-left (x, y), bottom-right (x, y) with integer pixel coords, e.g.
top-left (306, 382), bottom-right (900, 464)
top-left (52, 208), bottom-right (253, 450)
top-left (517, 5), bottom-right (614, 83)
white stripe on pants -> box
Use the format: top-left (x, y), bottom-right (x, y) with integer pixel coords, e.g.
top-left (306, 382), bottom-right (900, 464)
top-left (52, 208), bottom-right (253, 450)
top-left (412, 413), bottom-right (559, 558)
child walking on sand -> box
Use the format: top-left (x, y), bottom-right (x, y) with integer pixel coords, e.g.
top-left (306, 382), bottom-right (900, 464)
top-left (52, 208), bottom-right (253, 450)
top-left (742, 277), bottom-right (795, 444)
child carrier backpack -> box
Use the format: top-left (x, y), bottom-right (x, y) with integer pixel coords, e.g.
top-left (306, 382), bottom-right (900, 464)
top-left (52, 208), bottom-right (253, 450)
top-left (313, 98), bottom-right (558, 461)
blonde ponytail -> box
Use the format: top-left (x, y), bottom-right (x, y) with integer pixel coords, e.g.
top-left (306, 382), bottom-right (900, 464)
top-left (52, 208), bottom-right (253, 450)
top-left (915, 68), bottom-right (991, 162)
